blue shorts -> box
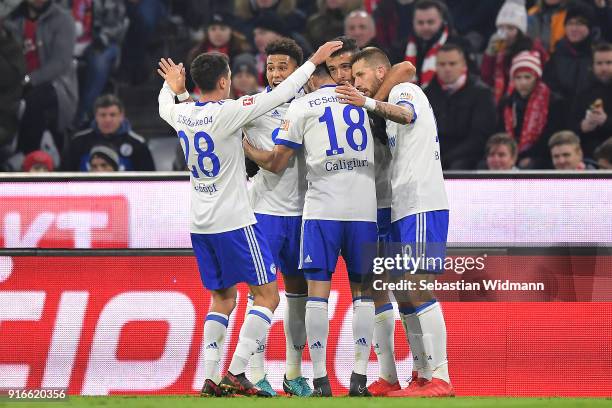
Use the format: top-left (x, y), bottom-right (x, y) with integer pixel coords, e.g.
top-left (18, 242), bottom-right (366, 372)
top-left (191, 223), bottom-right (277, 290)
top-left (255, 213), bottom-right (302, 277)
top-left (390, 210), bottom-right (449, 274)
top-left (377, 207), bottom-right (391, 243)
top-left (299, 219), bottom-right (377, 282)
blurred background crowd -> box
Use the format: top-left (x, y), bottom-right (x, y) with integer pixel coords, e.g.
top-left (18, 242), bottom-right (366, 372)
top-left (0, 0), bottom-right (611, 173)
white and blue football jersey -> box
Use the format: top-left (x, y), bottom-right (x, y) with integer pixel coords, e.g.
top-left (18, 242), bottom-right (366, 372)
top-left (385, 82), bottom-right (449, 223)
top-left (242, 87), bottom-right (307, 216)
top-left (158, 61), bottom-right (316, 233)
top-left (275, 84), bottom-right (377, 222)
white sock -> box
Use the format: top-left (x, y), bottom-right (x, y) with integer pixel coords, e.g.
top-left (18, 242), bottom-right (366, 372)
top-left (305, 298), bottom-right (328, 379)
top-left (244, 295), bottom-right (266, 383)
top-left (229, 305), bottom-right (273, 376)
top-left (284, 293), bottom-right (307, 380)
top-left (352, 297), bottom-right (375, 376)
top-left (203, 312), bottom-right (228, 384)
top-left (400, 307), bottom-right (431, 380)
top-left (416, 300), bottom-right (450, 383)
top-left (373, 303), bottom-right (398, 383)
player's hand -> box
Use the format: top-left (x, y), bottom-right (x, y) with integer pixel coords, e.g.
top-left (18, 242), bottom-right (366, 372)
top-left (336, 83), bottom-right (366, 107)
top-left (309, 41), bottom-right (343, 65)
top-left (157, 58), bottom-right (187, 95)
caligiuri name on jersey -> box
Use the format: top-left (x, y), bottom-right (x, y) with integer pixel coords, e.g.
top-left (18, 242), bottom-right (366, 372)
top-left (193, 182), bottom-right (218, 195)
top-left (324, 157), bottom-right (369, 172)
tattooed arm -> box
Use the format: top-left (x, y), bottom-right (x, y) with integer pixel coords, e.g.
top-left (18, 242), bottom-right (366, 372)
top-left (335, 83), bottom-right (414, 125)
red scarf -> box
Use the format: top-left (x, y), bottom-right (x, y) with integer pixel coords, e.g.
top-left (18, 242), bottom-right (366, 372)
top-left (493, 51), bottom-right (507, 104)
top-left (404, 26), bottom-right (448, 87)
top-left (504, 80), bottom-right (550, 153)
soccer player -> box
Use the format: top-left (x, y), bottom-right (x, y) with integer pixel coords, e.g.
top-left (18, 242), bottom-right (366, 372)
top-left (335, 47), bottom-right (453, 397)
top-left (157, 40), bottom-right (342, 397)
top-left (243, 64), bottom-right (378, 397)
top-left (241, 38), bottom-right (312, 397)
top-left (326, 37), bottom-right (415, 396)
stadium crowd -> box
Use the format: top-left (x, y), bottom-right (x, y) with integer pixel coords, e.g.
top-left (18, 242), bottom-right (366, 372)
top-left (0, 0), bottom-right (611, 172)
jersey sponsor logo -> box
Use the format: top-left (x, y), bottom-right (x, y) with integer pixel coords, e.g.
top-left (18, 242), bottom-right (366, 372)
top-left (270, 263), bottom-right (277, 275)
top-left (399, 92), bottom-right (413, 101)
top-left (271, 109), bottom-right (282, 119)
top-left (388, 135), bottom-right (397, 148)
top-left (304, 255), bottom-right (312, 263)
top-left (0, 196), bottom-right (129, 248)
top-left (242, 96), bottom-right (255, 106)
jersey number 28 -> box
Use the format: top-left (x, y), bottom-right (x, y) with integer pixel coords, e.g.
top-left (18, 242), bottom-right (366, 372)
top-left (178, 130), bottom-right (220, 178)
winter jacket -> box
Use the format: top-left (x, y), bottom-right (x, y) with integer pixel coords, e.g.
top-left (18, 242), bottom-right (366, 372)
top-left (570, 77), bottom-right (612, 159)
top-left (543, 37), bottom-right (592, 102)
top-left (0, 26), bottom-right (25, 146)
top-left (425, 75), bottom-right (497, 169)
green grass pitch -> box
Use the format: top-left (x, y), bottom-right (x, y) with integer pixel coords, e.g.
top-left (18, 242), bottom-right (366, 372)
top-left (4, 396), bottom-right (612, 408)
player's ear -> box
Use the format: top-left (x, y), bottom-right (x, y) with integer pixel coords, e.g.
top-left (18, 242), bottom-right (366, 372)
top-left (375, 65), bottom-right (386, 81)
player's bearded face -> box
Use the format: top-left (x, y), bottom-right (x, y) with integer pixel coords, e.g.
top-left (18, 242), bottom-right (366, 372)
top-left (266, 55), bottom-right (297, 88)
top-left (352, 61), bottom-right (382, 97)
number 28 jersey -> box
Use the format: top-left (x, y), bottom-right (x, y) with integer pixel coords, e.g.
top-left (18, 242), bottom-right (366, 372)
top-left (275, 85), bottom-right (376, 222)
top-left (158, 61), bottom-right (316, 233)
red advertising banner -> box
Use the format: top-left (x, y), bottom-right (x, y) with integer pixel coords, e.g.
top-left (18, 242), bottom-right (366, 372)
top-left (0, 255), bottom-right (611, 397)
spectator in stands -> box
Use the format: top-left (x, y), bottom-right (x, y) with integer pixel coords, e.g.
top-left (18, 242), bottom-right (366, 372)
top-left (0, 0), bottom-right (25, 163)
top-left (230, 53), bottom-right (263, 98)
top-left (306, 0), bottom-right (362, 49)
top-left (373, 0), bottom-right (415, 63)
top-left (63, 94), bottom-right (155, 171)
top-left (592, 0), bottom-right (612, 43)
top-left (73, 0), bottom-right (129, 129)
top-left (121, 0), bottom-right (166, 84)
top-left (445, 0), bottom-right (505, 52)
top-left (543, 1), bottom-right (595, 102)
top-left (6, 0), bottom-right (77, 155)
top-left (482, 0), bottom-right (548, 104)
top-left (186, 12), bottom-right (251, 67)
top-left (251, 14), bottom-right (312, 85)
top-left (527, 0), bottom-right (569, 53)
top-left (485, 133), bottom-right (519, 170)
top-left (425, 43), bottom-right (497, 169)
top-left (235, 0), bottom-right (307, 39)
top-left (344, 10), bottom-right (381, 50)
top-left (22, 149), bottom-right (53, 172)
top-left (88, 143), bottom-right (119, 172)
top-left (549, 130), bottom-right (598, 169)
top-left (498, 51), bottom-right (564, 168)
top-left (594, 137), bottom-right (612, 169)
top-left (403, 0), bottom-right (474, 87)
top-left (571, 42), bottom-right (612, 159)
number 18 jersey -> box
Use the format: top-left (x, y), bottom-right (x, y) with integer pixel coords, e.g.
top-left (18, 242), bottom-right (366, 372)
top-left (275, 85), bottom-right (376, 222)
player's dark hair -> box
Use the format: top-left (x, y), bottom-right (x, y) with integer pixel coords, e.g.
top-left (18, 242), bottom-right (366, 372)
top-left (486, 133), bottom-right (517, 157)
top-left (594, 137), bottom-right (612, 163)
top-left (330, 36), bottom-right (359, 58)
top-left (190, 52), bottom-right (230, 92)
top-left (94, 94), bottom-right (124, 113)
top-left (438, 43), bottom-right (466, 61)
top-left (312, 63), bottom-right (331, 78)
top-left (265, 37), bottom-right (303, 65)
top-left (350, 47), bottom-right (391, 69)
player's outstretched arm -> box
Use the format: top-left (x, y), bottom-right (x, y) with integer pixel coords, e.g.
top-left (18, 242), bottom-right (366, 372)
top-left (336, 83), bottom-right (414, 125)
top-left (158, 58), bottom-right (192, 127)
top-left (242, 138), bottom-right (295, 174)
top-left (373, 61), bottom-right (416, 102)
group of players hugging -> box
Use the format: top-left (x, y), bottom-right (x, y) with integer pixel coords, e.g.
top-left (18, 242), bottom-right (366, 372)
top-left (158, 34), bottom-right (451, 398)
